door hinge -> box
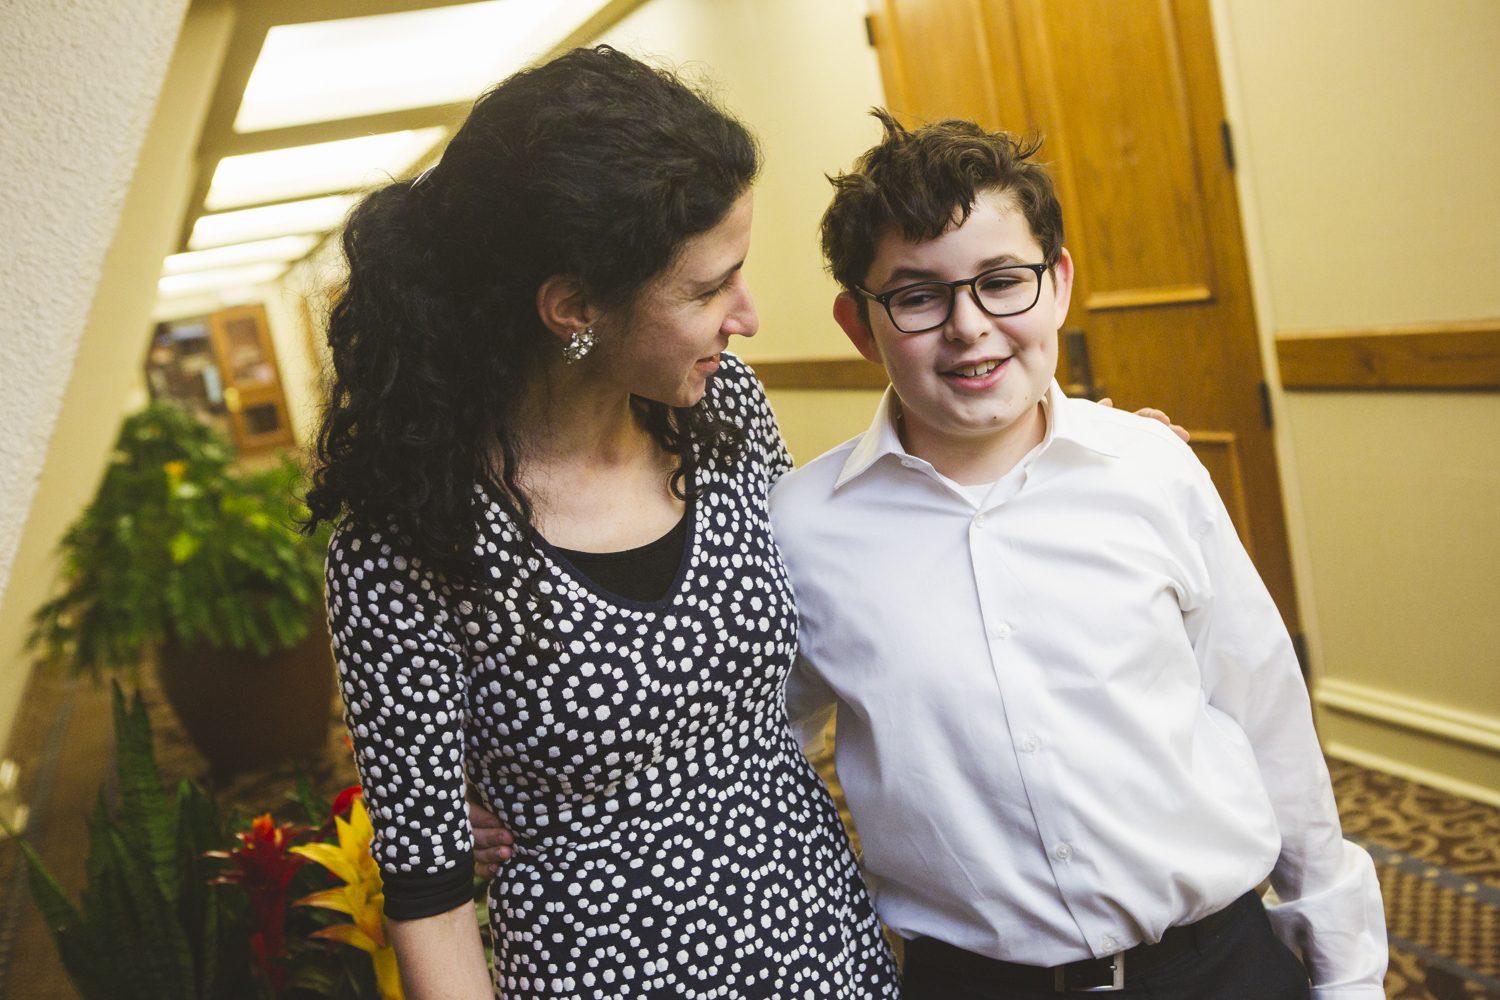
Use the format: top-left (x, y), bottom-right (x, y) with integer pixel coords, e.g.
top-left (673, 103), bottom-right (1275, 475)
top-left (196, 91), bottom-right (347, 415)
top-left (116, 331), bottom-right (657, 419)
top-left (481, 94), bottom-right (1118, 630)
top-left (865, 13), bottom-right (877, 47)
top-left (1259, 380), bottom-right (1274, 430)
top-left (1220, 120), bottom-right (1236, 172)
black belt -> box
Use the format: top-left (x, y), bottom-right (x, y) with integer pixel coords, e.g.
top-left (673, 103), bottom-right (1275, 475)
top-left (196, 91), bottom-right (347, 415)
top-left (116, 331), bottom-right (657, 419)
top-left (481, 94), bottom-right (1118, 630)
top-left (904, 889), bottom-right (1258, 992)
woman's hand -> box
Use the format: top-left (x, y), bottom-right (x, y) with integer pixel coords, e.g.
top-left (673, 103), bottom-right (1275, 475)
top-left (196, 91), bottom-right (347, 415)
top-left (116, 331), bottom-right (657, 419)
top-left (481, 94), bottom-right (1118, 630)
top-left (1098, 398), bottom-right (1190, 443)
top-left (468, 793), bottom-right (514, 880)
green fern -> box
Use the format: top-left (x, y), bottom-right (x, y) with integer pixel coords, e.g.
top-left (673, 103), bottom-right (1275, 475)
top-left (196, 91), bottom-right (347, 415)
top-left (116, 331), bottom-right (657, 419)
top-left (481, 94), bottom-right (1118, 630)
top-left (29, 403), bottom-right (330, 678)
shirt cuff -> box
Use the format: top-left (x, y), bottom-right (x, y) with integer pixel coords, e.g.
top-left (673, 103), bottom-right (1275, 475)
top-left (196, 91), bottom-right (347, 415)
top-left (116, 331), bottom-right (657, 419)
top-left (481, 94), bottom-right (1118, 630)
top-left (381, 850), bottom-right (476, 921)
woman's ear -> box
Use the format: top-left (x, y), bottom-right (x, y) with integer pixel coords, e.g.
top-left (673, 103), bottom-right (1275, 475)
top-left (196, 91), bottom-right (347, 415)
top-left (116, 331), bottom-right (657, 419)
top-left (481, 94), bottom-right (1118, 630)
top-left (833, 292), bottom-right (883, 365)
top-left (536, 275), bottom-right (594, 342)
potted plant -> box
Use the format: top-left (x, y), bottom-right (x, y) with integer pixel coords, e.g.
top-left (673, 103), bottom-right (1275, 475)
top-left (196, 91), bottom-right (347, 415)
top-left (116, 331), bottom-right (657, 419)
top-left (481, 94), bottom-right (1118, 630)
top-left (3, 683), bottom-right (406, 999)
top-left (31, 402), bottom-right (334, 777)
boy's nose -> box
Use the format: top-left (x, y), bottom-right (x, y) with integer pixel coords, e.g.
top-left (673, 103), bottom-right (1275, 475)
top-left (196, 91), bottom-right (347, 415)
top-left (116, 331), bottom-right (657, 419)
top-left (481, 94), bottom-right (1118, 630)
top-left (945, 287), bottom-right (991, 343)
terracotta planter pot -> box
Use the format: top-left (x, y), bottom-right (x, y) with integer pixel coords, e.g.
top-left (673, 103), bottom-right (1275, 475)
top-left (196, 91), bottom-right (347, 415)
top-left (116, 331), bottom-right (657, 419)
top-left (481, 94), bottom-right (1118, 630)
top-left (155, 614), bottom-right (335, 779)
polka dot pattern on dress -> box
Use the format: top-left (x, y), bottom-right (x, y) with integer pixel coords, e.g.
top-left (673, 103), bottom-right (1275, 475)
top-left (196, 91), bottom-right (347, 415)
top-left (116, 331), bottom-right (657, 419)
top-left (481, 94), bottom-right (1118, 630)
top-left (326, 354), bottom-right (899, 999)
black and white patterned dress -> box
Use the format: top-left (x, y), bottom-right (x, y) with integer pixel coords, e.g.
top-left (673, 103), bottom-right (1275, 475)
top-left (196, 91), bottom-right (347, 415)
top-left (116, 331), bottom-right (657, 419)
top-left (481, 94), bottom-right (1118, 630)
top-left (326, 354), bottom-right (899, 999)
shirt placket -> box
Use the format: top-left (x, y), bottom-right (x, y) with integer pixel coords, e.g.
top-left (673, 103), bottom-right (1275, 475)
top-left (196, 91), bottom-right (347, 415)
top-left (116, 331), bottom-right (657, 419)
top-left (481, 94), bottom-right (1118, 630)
top-left (968, 464), bottom-right (1116, 959)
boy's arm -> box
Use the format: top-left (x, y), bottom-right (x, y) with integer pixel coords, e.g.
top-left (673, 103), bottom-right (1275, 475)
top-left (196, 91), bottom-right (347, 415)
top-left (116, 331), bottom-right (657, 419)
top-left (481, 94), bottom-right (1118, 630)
top-left (1187, 479), bottom-right (1387, 999)
top-left (785, 652), bottom-right (838, 758)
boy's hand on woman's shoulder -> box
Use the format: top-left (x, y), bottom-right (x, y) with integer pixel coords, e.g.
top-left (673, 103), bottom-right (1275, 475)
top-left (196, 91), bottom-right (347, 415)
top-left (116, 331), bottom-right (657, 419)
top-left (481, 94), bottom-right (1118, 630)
top-left (1099, 398), bottom-right (1191, 443)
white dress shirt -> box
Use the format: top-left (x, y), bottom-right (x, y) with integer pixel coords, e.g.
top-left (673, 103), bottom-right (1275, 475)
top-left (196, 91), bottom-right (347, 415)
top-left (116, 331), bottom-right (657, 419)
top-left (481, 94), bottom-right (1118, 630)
top-left (772, 381), bottom-right (1387, 998)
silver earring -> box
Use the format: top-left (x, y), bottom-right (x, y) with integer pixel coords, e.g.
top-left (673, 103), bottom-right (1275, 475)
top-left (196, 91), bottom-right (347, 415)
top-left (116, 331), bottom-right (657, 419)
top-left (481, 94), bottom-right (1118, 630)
top-left (562, 326), bottom-right (596, 364)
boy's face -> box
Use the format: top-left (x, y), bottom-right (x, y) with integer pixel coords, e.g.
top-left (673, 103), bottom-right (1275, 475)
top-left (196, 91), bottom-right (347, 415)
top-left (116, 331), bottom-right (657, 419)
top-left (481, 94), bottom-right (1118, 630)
top-left (834, 189), bottom-right (1073, 457)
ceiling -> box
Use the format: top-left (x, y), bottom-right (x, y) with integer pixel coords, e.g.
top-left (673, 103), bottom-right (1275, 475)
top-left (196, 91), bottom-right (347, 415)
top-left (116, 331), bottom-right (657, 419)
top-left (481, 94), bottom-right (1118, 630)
top-left (160, 0), bottom-right (645, 299)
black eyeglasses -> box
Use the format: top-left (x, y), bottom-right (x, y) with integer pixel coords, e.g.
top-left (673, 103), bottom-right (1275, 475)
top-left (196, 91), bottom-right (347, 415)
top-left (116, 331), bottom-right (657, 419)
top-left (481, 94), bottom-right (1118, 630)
top-left (856, 263), bottom-right (1049, 333)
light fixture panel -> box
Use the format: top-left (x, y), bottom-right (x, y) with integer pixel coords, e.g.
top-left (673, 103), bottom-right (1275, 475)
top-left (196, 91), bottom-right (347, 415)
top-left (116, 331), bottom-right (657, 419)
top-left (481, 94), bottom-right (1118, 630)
top-left (205, 128), bottom-right (445, 211)
top-left (189, 195), bottom-right (359, 250)
top-left (158, 262), bottom-right (291, 298)
top-left (235, 0), bottom-right (573, 132)
top-left (163, 235), bottom-right (322, 276)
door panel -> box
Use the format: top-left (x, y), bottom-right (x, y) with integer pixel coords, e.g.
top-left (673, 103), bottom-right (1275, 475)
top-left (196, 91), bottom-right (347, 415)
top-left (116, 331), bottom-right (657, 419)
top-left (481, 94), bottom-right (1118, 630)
top-left (874, 0), bottom-right (1301, 635)
top-left (1021, 0), bottom-right (1215, 306)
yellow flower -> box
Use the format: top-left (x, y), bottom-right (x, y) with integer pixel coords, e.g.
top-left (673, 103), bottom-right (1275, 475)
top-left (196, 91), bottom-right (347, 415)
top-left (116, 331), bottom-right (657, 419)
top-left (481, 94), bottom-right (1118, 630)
top-left (292, 799), bottom-right (404, 1000)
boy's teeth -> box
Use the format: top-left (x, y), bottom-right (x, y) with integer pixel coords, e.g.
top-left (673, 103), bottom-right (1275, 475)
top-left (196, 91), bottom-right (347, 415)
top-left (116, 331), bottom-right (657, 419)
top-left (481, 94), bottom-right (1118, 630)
top-left (952, 360), bottom-right (1000, 377)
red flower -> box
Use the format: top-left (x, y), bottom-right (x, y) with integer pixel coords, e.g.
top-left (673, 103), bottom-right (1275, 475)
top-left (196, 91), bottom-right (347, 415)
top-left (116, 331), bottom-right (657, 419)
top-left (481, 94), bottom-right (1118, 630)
top-left (204, 813), bottom-right (309, 991)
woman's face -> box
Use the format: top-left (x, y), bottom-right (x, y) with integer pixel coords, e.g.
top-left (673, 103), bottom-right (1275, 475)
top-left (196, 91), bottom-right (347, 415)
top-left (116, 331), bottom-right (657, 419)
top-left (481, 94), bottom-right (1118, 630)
top-left (599, 189), bottom-right (758, 408)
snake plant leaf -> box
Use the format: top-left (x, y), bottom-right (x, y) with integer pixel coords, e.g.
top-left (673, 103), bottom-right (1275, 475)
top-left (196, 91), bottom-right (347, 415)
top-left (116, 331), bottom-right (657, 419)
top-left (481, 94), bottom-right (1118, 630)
top-left (102, 825), bottom-right (197, 1000)
top-left (0, 813), bottom-right (112, 1000)
top-left (112, 682), bottom-right (179, 906)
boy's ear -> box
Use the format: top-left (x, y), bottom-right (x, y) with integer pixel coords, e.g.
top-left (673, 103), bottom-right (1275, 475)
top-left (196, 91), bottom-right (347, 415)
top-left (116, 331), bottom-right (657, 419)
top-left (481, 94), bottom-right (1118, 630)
top-left (833, 292), bottom-right (884, 365)
top-left (1050, 248), bottom-right (1075, 331)
top-left (536, 274), bottom-right (593, 343)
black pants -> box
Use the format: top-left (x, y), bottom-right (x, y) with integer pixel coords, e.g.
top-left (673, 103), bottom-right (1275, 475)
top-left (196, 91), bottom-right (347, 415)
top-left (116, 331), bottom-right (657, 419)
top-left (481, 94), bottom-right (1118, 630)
top-left (901, 893), bottom-right (1310, 1000)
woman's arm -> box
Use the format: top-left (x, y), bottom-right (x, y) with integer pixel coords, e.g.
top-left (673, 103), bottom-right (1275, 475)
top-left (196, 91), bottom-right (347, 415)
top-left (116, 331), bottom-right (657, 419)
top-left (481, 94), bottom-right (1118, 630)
top-left (389, 902), bottom-right (494, 999)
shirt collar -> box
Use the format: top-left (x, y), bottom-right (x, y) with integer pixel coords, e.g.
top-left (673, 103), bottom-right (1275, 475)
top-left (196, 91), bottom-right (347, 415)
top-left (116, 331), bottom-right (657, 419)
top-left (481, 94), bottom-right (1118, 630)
top-left (834, 379), bottom-right (1119, 490)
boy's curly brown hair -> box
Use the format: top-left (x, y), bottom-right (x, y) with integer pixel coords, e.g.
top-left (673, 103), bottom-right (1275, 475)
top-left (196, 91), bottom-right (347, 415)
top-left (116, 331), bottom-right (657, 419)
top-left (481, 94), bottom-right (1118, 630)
top-left (820, 110), bottom-right (1064, 317)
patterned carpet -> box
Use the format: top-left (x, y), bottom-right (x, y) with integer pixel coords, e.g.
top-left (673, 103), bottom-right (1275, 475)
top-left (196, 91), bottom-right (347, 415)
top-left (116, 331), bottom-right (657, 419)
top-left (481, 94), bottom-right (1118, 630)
top-left (810, 721), bottom-right (1500, 998)
top-left (1328, 759), bottom-right (1500, 999)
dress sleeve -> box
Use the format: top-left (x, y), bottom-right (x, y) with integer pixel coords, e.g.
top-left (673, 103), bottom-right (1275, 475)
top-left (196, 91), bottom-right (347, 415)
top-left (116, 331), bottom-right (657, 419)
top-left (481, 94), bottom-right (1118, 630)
top-left (325, 520), bottom-right (475, 920)
top-left (716, 352), bottom-right (794, 486)
top-left (1182, 473), bottom-right (1388, 998)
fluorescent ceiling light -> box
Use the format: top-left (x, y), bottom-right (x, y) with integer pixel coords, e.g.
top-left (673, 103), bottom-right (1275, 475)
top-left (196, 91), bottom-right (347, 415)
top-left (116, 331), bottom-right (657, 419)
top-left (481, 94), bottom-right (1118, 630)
top-left (235, 0), bottom-right (613, 131)
top-left (158, 262), bottom-right (290, 298)
top-left (205, 128), bottom-right (444, 210)
top-left (190, 195), bottom-right (358, 250)
top-left (162, 235), bottom-right (321, 276)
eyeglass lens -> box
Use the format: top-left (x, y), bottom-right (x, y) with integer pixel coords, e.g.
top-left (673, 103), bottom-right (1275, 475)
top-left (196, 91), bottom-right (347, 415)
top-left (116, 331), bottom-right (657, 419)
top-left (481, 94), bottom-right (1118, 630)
top-left (887, 266), bottom-right (1041, 332)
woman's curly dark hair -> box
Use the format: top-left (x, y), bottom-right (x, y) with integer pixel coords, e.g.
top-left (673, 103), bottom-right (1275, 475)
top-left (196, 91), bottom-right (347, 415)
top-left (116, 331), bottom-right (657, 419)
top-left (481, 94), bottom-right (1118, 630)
top-left (305, 47), bottom-right (760, 577)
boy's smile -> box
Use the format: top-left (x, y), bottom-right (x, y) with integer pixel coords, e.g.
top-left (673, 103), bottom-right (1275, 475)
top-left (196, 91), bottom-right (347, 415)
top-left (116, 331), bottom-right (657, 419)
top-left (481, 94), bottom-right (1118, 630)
top-left (834, 189), bottom-right (1074, 482)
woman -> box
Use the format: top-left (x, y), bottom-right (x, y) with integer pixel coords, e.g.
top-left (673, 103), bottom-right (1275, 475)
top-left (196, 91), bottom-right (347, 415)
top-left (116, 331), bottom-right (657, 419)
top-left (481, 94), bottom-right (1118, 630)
top-left (308, 47), bottom-right (900, 999)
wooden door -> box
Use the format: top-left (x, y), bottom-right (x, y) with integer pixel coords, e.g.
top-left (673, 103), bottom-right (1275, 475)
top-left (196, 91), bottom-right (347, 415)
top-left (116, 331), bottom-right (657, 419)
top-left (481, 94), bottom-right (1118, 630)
top-left (206, 304), bottom-right (297, 454)
top-left (870, 0), bottom-right (1302, 641)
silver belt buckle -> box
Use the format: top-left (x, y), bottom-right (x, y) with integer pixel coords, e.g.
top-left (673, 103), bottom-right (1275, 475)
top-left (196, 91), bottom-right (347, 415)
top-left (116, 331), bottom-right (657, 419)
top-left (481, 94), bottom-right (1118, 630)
top-left (1054, 951), bottom-right (1124, 992)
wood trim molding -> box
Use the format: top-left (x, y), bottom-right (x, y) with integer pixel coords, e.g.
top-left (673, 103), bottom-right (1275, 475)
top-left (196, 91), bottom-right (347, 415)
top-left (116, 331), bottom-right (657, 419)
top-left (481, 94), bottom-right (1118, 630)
top-left (1085, 284), bottom-right (1212, 311)
top-left (749, 358), bottom-right (890, 391)
top-left (1315, 677), bottom-right (1500, 754)
top-left (1275, 319), bottom-right (1500, 390)
top-left (1323, 740), bottom-right (1500, 810)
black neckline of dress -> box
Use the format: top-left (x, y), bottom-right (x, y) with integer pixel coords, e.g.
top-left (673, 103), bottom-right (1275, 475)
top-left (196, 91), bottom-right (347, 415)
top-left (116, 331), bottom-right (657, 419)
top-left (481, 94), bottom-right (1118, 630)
top-left (554, 507), bottom-right (689, 566)
top-left (528, 472), bottom-right (701, 613)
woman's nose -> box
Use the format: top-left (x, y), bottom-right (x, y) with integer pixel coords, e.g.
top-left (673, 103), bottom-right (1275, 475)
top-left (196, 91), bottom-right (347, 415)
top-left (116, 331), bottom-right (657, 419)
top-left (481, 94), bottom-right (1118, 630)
top-left (725, 276), bottom-right (759, 338)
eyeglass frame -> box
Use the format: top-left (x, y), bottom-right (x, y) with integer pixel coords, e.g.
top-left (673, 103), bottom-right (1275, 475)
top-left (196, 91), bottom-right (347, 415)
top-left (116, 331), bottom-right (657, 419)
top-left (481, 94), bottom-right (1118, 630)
top-left (854, 262), bottom-right (1052, 334)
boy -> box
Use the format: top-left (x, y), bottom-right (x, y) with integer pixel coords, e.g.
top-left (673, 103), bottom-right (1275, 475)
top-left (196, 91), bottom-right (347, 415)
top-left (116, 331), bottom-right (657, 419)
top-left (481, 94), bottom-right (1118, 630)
top-left (771, 113), bottom-right (1386, 998)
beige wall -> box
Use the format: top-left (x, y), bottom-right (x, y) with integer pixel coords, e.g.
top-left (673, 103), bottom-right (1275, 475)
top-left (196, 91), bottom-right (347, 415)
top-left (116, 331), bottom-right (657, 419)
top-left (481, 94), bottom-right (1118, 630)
top-left (1217, 0), bottom-right (1500, 801)
top-left (596, 0), bottom-right (895, 467)
top-left (597, 0), bottom-right (886, 368)
top-left (0, 2), bottom-right (229, 753)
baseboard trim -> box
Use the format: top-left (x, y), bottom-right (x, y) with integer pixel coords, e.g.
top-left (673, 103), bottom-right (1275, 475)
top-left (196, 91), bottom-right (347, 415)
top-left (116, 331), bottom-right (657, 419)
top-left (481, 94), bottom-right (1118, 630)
top-left (1323, 740), bottom-right (1500, 809)
top-left (1315, 677), bottom-right (1500, 753)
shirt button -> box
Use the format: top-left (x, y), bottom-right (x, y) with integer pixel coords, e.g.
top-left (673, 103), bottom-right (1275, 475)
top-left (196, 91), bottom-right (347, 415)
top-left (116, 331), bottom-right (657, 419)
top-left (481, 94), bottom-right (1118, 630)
top-left (993, 622), bottom-right (1012, 639)
top-left (1055, 843), bottom-right (1073, 861)
top-left (1102, 935), bottom-right (1118, 951)
top-left (1022, 736), bottom-right (1040, 753)
top-left (901, 459), bottom-right (918, 469)
top-left (974, 514), bottom-right (987, 528)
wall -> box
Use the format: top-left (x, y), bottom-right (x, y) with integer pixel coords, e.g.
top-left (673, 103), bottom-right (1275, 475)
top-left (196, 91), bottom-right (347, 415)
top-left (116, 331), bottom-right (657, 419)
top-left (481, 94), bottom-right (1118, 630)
top-left (1216, 0), bottom-right (1500, 800)
top-left (0, 0), bottom-right (190, 604)
top-left (0, 1), bottom-right (229, 753)
top-left (596, 0), bottom-right (892, 464)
